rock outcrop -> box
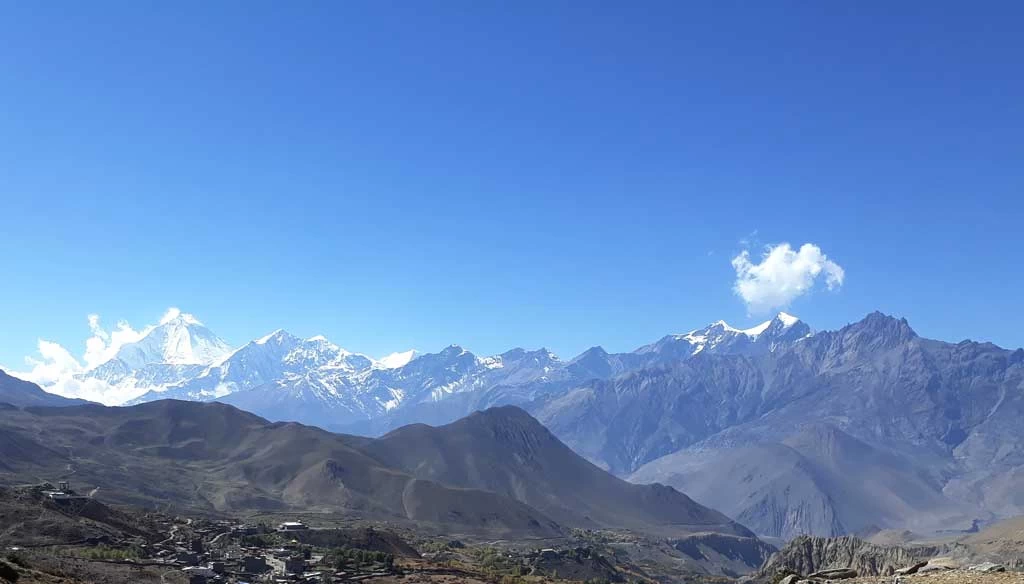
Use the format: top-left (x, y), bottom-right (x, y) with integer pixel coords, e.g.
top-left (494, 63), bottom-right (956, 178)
top-left (758, 535), bottom-right (951, 579)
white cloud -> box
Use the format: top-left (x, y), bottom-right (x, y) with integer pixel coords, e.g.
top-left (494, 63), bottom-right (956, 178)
top-left (731, 242), bottom-right (845, 314)
top-left (83, 314), bottom-right (147, 369)
top-left (10, 310), bottom-right (163, 406)
top-left (23, 340), bottom-right (84, 387)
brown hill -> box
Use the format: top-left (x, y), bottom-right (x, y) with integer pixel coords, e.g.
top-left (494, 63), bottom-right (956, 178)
top-left (0, 399), bottom-right (751, 541)
top-left (0, 400), bottom-right (559, 538)
top-left (365, 406), bottom-right (753, 538)
top-left (0, 370), bottom-right (88, 408)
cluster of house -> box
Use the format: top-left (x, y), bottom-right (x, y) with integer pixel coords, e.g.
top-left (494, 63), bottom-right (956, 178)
top-left (164, 520), bottom-right (396, 583)
top-left (159, 521), bottom-right (319, 583)
top-left (18, 483), bottom-right (399, 583)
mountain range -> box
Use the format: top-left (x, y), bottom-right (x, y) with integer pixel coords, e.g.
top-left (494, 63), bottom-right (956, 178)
top-left (15, 309), bottom-right (1024, 542)
top-left (76, 310), bottom-right (812, 429)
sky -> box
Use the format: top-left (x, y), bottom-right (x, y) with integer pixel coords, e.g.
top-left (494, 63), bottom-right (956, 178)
top-left (2, 1), bottom-right (1023, 382)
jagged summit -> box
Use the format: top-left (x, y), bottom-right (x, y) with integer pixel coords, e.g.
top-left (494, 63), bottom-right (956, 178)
top-left (837, 311), bottom-right (918, 349)
top-left (158, 308), bottom-right (203, 326)
top-left (112, 310), bottom-right (232, 369)
top-left (253, 328), bottom-right (294, 345)
top-left (68, 310), bottom-right (819, 421)
top-left (776, 311), bottom-right (800, 327)
top-left (377, 349), bottom-right (418, 369)
top-left (642, 312), bottom-right (811, 358)
top-left (45, 309), bottom-right (988, 450)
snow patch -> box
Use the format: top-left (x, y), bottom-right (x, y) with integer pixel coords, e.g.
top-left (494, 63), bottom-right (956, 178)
top-left (777, 312), bottom-right (800, 327)
top-left (255, 329), bottom-right (287, 344)
top-left (160, 307), bottom-right (202, 326)
top-left (741, 320), bottom-right (772, 337)
top-left (377, 350), bottom-right (417, 369)
top-left (479, 356), bottom-right (504, 369)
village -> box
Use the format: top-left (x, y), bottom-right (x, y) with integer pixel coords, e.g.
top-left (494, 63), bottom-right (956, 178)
top-left (3, 482), bottom-right (622, 584)
top-left (86, 514), bottom-right (408, 584)
top-left (4, 483), bottom-right (406, 584)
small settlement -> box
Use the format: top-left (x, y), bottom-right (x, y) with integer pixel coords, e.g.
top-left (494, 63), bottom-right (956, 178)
top-left (8, 484), bottom-right (403, 584)
top-left (151, 520), bottom-right (398, 584)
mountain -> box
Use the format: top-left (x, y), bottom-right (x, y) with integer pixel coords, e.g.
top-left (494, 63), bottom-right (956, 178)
top-left (132, 340), bottom-right (574, 429)
top-left (25, 308), bottom-right (1024, 542)
top-left (131, 330), bottom-right (378, 404)
top-left (77, 311), bottom-right (233, 401)
top-left (526, 312), bottom-right (1024, 538)
top-left (113, 311), bottom-right (232, 368)
top-left (28, 310), bottom-right (808, 432)
top-left (630, 424), bottom-right (969, 540)
top-left (0, 396), bottom-right (752, 542)
top-left (633, 312), bottom-right (812, 364)
top-left (0, 369), bottom-right (89, 407)
top-left (362, 406), bottom-right (753, 538)
top-left (337, 313), bottom-right (813, 434)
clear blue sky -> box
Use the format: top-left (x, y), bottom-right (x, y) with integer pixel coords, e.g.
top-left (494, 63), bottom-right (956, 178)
top-left (2, 0), bottom-right (1022, 368)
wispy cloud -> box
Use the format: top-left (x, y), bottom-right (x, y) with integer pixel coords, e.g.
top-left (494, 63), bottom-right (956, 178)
top-left (10, 310), bottom-right (166, 405)
top-left (83, 313), bottom-right (147, 369)
top-left (731, 242), bottom-right (845, 314)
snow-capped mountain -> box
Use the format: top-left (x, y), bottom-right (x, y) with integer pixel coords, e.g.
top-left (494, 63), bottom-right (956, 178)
top-left (115, 310), bottom-right (232, 368)
top-left (76, 311), bottom-right (233, 402)
top-left (105, 311), bottom-right (809, 430)
top-left (61, 309), bottom-right (811, 429)
top-left (634, 312), bottom-right (811, 362)
top-left (126, 329), bottom-right (377, 403)
top-left (377, 349), bottom-right (418, 369)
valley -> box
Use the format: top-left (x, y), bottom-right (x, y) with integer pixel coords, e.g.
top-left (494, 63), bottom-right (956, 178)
top-left (5, 310), bottom-right (1024, 583)
top-left (20, 310), bottom-right (1024, 541)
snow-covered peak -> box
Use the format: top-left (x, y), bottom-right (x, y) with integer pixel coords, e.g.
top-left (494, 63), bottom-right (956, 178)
top-left (255, 329), bottom-right (291, 345)
top-left (777, 312), bottom-right (800, 328)
top-left (661, 312), bottom-right (808, 357)
top-left (741, 320), bottom-right (772, 336)
top-left (111, 312), bottom-right (231, 369)
top-left (710, 320), bottom-right (741, 333)
top-left (737, 313), bottom-right (802, 338)
top-left (377, 349), bottom-right (418, 369)
top-left (440, 344), bottom-right (470, 357)
top-left (159, 307), bottom-right (203, 326)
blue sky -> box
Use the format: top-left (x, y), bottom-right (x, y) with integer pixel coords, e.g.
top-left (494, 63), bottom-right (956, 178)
top-left (1, 0), bottom-right (1022, 372)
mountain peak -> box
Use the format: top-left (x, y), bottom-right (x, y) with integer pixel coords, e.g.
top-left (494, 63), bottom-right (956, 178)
top-left (440, 344), bottom-right (469, 357)
top-left (776, 312), bottom-right (800, 327)
top-left (575, 345), bottom-right (609, 358)
top-left (159, 308), bottom-right (203, 326)
top-left (739, 312), bottom-right (802, 337)
top-left (111, 312), bottom-right (232, 369)
top-left (841, 311), bottom-right (918, 348)
top-left (858, 311), bottom-right (915, 332)
top-left (255, 328), bottom-right (296, 345)
top-left (377, 349), bottom-right (418, 369)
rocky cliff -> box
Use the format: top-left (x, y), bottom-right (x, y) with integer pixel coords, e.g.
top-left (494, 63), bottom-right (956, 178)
top-left (757, 535), bottom-right (953, 578)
